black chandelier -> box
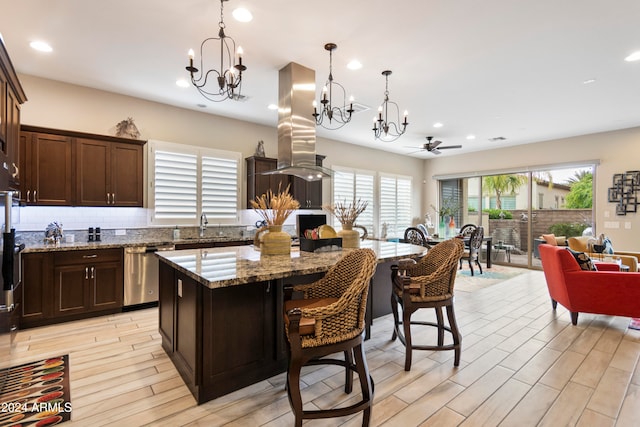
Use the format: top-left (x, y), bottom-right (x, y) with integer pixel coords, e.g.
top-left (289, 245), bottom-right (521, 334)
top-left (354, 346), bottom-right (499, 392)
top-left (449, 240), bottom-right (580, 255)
top-left (373, 70), bottom-right (408, 142)
top-left (186, 0), bottom-right (246, 102)
top-left (312, 43), bottom-right (354, 130)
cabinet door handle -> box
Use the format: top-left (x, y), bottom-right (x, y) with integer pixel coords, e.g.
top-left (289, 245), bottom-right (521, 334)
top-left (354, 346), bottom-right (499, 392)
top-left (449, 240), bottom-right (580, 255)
top-left (91, 267), bottom-right (95, 279)
top-left (33, 190), bottom-right (37, 202)
top-left (106, 193), bottom-right (110, 204)
top-left (82, 254), bottom-right (98, 259)
top-left (11, 163), bottom-right (18, 179)
top-left (26, 190), bottom-right (30, 202)
top-left (111, 193), bottom-right (115, 204)
top-left (85, 267), bottom-right (89, 280)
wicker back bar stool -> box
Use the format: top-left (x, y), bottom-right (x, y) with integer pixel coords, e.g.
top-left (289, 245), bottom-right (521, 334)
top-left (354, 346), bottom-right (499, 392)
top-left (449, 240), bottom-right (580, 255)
top-left (390, 238), bottom-right (464, 371)
top-left (284, 248), bottom-right (378, 426)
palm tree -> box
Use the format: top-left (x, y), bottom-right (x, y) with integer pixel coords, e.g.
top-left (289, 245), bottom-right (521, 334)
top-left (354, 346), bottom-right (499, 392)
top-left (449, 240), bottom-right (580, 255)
top-left (482, 174), bottom-right (527, 209)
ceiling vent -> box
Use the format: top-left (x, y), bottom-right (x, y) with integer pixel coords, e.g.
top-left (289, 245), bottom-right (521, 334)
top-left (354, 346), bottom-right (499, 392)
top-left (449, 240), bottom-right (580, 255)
top-left (341, 102), bottom-right (370, 115)
top-left (488, 136), bottom-right (507, 142)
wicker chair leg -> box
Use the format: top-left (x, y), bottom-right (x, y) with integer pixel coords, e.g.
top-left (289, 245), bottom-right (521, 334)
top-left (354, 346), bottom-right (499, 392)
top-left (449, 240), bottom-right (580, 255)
top-left (402, 308), bottom-right (413, 371)
top-left (390, 293), bottom-right (400, 341)
top-left (353, 342), bottom-right (373, 426)
top-left (446, 303), bottom-right (462, 367)
top-left (435, 306), bottom-right (445, 347)
top-left (287, 358), bottom-right (304, 427)
top-left (344, 350), bottom-right (353, 393)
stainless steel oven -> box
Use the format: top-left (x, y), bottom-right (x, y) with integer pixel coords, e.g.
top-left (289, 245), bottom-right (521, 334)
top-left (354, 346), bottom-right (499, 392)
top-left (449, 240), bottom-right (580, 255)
top-left (124, 244), bottom-right (175, 306)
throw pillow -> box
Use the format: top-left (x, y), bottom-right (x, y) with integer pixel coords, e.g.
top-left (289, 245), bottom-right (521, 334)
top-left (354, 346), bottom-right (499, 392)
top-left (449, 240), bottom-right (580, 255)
top-left (555, 236), bottom-right (567, 246)
top-left (542, 233), bottom-right (557, 246)
top-left (603, 236), bottom-right (614, 254)
top-left (566, 248), bottom-right (596, 271)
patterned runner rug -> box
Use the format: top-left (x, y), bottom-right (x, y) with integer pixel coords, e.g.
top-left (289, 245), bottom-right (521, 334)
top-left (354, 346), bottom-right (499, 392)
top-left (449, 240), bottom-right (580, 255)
top-left (0, 354), bottom-right (71, 426)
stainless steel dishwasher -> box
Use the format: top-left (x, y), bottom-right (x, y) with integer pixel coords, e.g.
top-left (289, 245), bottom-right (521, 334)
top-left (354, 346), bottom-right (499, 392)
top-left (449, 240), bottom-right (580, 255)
top-left (124, 244), bottom-right (175, 306)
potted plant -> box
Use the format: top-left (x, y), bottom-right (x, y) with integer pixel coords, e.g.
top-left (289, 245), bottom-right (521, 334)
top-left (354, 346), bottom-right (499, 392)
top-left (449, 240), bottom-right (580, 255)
top-left (324, 198), bottom-right (368, 248)
top-left (250, 185), bottom-right (300, 255)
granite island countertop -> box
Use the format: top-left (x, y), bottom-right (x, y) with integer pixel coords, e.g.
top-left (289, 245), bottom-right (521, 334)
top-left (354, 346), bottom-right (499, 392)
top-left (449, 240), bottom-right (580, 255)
top-left (156, 240), bottom-right (427, 289)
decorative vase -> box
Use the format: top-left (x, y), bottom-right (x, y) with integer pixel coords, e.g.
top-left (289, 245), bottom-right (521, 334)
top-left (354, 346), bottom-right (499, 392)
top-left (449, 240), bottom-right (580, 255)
top-left (261, 225), bottom-right (291, 255)
top-left (439, 217), bottom-right (448, 238)
top-left (338, 224), bottom-right (360, 248)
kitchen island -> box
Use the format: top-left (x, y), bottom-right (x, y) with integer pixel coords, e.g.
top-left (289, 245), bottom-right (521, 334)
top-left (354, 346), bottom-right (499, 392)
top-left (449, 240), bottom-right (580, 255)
top-left (156, 240), bottom-right (426, 404)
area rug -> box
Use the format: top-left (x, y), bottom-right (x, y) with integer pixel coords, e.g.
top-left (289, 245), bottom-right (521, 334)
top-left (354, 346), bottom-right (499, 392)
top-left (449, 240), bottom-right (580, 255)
top-left (0, 355), bottom-right (71, 426)
top-left (455, 264), bottom-right (527, 292)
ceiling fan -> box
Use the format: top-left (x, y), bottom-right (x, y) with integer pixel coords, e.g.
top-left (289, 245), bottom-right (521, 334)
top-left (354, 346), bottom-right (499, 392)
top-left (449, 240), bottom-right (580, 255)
top-left (409, 136), bottom-right (462, 155)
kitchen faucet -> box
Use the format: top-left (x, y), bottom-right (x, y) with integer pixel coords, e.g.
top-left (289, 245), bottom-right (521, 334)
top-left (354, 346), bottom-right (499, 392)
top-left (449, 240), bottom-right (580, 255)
top-left (199, 212), bottom-right (208, 237)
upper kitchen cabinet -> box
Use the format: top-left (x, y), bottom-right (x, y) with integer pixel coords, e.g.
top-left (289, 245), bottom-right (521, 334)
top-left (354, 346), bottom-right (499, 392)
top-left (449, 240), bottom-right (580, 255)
top-left (20, 130), bottom-right (74, 205)
top-left (20, 125), bottom-right (145, 207)
top-left (0, 39), bottom-right (27, 191)
top-left (76, 137), bottom-right (143, 206)
top-left (289, 155), bottom-right (325, 209)
top-left (245, 156), bottom-right (288, 207)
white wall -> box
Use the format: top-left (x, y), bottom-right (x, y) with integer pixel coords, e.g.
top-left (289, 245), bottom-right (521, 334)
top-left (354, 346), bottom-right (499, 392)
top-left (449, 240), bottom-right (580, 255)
top-left (17, 74), bottom-right (425, 233)
top-left (423, 127), bottom-right (640, 251)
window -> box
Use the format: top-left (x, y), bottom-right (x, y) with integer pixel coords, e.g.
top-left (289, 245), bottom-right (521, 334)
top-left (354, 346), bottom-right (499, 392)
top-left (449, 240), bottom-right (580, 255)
top-left (379, 174), bottom-right (412, 238)
top-left (149, 140), bottom-right (241, 225)
top-left (332, 167), bottom-right (375, 234)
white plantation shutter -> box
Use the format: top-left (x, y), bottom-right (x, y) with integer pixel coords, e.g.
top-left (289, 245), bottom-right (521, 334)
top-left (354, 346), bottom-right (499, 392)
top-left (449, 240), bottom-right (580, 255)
top-left (150, 141), bottom-right (240, 225)
top-left (201, 155), bottom-right (239, 220)
top-left (379, 174), bottom-right (412, 238)
top-left (154, 150), bottom-right (198, 220)
top-left (332, 167), bottom-right (375, 234)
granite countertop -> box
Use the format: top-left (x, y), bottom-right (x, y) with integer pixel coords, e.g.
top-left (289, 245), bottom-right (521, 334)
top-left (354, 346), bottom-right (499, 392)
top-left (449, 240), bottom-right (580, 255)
top-left (21, 236), bottom-right (253, 253)
top-left (156, 240), bottom-right (427, 289)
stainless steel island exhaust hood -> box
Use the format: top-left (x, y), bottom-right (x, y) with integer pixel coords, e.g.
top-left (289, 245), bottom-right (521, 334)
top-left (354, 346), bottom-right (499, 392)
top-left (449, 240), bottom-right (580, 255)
top-left (262, 62), bottom-right (333, 182)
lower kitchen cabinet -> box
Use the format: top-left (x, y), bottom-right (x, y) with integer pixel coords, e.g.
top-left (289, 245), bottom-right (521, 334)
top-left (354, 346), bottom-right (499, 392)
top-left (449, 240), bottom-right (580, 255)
top-left (21, 248), bottom-right (123, 327)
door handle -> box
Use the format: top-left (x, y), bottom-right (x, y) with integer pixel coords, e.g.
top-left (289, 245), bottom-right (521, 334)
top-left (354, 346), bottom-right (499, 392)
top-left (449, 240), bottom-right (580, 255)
top-left (0, 303), bottom-right (15, 313)
top-left (11, 163), bottom-right (18, 179)
top-left (26, 190), bottom-right (30, 202)
top-left (82, 255), bottom-right (98, 259)
top-left (85, 267), bottom-right (89, 280)
top-left (33, 190), bottom-right (37, 202)
top-left (91, 267), bottom-right (95, 279)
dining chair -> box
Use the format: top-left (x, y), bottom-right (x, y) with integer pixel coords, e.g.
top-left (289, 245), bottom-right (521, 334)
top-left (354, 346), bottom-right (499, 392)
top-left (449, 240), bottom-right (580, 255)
top-left (403, 226), bottom-right (428, 246)
top-left (460, 226), bottom-right (484, 276)
top-left (390, 238), bottom-right (465, 370)
top-left (283, 248), bottom-right (377, 427)
top-left (458, 223), bottom-right (477, 238)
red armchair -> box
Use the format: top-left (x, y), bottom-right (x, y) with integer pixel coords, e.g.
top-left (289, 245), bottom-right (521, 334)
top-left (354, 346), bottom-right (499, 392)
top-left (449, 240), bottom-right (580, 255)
top-left (538, 244), bottom-right (640, 325)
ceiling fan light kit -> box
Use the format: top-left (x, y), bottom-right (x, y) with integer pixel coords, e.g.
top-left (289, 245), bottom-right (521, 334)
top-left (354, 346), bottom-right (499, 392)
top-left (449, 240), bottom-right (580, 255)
top-left (373, 70), bottom-right (408, 142)
top-left (186, 0), bottom-right (246, 103)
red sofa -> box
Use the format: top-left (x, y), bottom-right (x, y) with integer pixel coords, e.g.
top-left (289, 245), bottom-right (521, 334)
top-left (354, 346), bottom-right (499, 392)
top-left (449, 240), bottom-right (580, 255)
top-left (538, 244), bottom-right (640, 325)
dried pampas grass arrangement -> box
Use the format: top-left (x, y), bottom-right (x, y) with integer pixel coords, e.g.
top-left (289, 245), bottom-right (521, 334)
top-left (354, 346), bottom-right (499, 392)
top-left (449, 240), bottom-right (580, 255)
top-left (250, 184), bottom-right (300, 226)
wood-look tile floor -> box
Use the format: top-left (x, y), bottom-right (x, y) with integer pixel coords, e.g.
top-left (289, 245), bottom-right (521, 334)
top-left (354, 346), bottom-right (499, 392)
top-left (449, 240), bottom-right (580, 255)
top-left (3, 269), bottom-right (640, 426)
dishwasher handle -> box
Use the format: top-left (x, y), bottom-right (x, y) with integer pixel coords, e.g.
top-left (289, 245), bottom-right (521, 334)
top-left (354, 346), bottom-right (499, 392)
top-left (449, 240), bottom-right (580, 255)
top-left (146, 245), bottom-right (175, 253)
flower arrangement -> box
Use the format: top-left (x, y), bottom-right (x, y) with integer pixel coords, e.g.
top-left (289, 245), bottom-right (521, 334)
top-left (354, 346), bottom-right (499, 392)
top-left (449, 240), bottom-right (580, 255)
top-left (250, 185), bottom-right (300, 226)
top-left (324, 198), bottom-right (368, 226)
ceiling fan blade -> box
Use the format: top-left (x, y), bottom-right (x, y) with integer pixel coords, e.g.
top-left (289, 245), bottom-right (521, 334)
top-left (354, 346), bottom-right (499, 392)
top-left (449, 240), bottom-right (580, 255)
top-left (430, 140), bottom-right (443, 149)
top-left (430, 148), bottom-right (442, 155)
top-left (405, 149), bottom-right (424, 155)
top-left (438, 145), bottom-right (463, 150)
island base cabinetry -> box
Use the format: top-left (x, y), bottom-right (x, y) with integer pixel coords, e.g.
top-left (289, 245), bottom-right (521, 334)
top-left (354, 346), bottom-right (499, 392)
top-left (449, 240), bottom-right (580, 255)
top-left (159, 260), bottom-right (287, 404)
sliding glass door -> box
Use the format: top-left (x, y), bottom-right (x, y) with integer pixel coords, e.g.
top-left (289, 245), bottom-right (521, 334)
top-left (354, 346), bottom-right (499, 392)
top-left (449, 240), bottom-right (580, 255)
top-left (437, 165), bottom-right (594, 269)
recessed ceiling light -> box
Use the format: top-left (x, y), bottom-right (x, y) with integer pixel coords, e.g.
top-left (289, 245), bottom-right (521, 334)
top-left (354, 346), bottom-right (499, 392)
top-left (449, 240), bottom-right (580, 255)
top-left (624, 51), bottom-right (640, 62)
top-left (466, 135), bottom-right (476, 140)
top-left (433, 122), bottom-right (443, 128)
top-left (347, 60), bottom-right (362, 70)
top-left (176, 79), bottom-right (190, 88)
top-left (30, 40), bottom-right (52, 52)
top-left (583, 78), bottom-right (596, 85)
top-left (232, 8), bottom-right (253, 22)
top-left (267, 104), bottom-right (278, 110)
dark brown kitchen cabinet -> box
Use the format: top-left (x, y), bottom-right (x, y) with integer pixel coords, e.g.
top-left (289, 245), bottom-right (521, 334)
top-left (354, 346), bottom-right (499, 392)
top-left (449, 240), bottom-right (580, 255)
top-left (20, 131), bottom-right (74, 205)
top-left (20, 252), bottom-right (53, 324)
top-left (21, 248), bottom-right (123, 328)
top-left (289, 154), bottom-right (325, 209)
top-left (53, 248), bottom-right (123, 317)
top-left (0, 39), bottom-right (27, 190)
top-left (76, 138), bottom-right (143, 206)
top-left (20, 125), bottom-right (145, 206)
top-left (245, 156), bottom-right (288, 207)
